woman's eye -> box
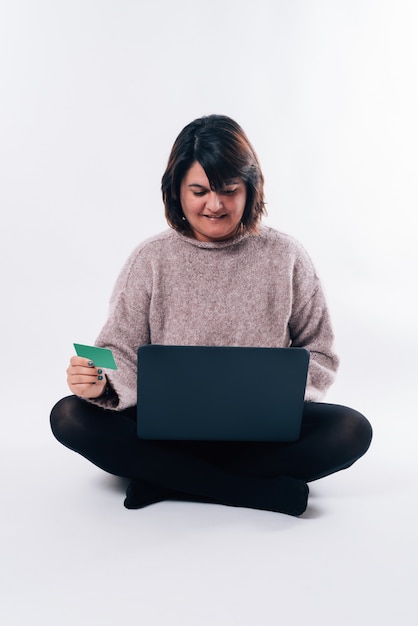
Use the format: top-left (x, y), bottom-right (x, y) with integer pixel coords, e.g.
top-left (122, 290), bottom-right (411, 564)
top-left (192, 187), bottom-right (237, 197)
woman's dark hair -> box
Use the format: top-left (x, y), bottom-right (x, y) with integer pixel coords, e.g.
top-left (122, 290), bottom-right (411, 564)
top-left (161, 114), bottom-right (266, 235)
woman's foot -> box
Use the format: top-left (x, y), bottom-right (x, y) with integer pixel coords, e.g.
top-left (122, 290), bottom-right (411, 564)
top-left (124, 479), bottom-right (216, 509)
top-left (259, 476), bottom-right (309, 516)
top-left (124, 479), bottom-right (170, 509)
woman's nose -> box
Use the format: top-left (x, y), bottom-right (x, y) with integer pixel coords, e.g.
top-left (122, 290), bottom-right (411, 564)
top-left (206, 191), bottom-right (223, 212)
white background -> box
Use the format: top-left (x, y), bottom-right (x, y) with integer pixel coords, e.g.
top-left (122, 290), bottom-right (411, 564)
top-left (1, 1), bottom-right (417, 625)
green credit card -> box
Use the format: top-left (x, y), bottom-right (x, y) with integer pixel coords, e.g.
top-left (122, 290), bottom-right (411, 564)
top-left (73, 343), bottom-right (118, 370)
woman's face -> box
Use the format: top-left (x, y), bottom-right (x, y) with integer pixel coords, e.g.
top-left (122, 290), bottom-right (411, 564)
top-left (179, 161), bottom-right (247, 242)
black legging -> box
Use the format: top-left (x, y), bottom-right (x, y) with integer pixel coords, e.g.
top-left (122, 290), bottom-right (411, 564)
top-left (50, 396), bottom-right (372, 514)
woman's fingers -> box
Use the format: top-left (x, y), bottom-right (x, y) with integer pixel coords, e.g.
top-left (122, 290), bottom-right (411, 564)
top-left (67, 357), bottom-right (107, 397)
top-left (67, 357), bottom-right (103, 379)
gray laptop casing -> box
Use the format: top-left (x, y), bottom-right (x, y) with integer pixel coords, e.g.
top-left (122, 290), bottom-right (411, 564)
top-left (136, 345), bottom-right (310, 442)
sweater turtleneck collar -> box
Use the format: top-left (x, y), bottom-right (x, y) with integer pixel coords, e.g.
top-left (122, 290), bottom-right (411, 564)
top-left (174, 227), bottom-right (260, 250)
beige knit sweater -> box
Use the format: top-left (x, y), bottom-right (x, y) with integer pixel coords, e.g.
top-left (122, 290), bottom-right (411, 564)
top-left (93, 225), bottom-right (339, 410)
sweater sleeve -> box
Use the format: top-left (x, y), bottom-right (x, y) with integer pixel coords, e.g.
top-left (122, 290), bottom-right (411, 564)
top-left (288, 250), bottom-right (339, 401)
top-left (87, 245), bottom-right (152, 411)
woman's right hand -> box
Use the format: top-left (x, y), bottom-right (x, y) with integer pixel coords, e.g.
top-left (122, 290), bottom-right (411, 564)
top-left (67, 356), bottom-right (107, 399)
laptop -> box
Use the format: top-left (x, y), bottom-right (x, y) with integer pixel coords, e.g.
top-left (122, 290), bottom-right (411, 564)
top-left (136, 345), bottom-right (310, 442)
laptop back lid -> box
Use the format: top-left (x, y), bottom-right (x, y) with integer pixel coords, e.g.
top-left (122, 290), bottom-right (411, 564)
top-left (137, 345), bottom-right (309, 442)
